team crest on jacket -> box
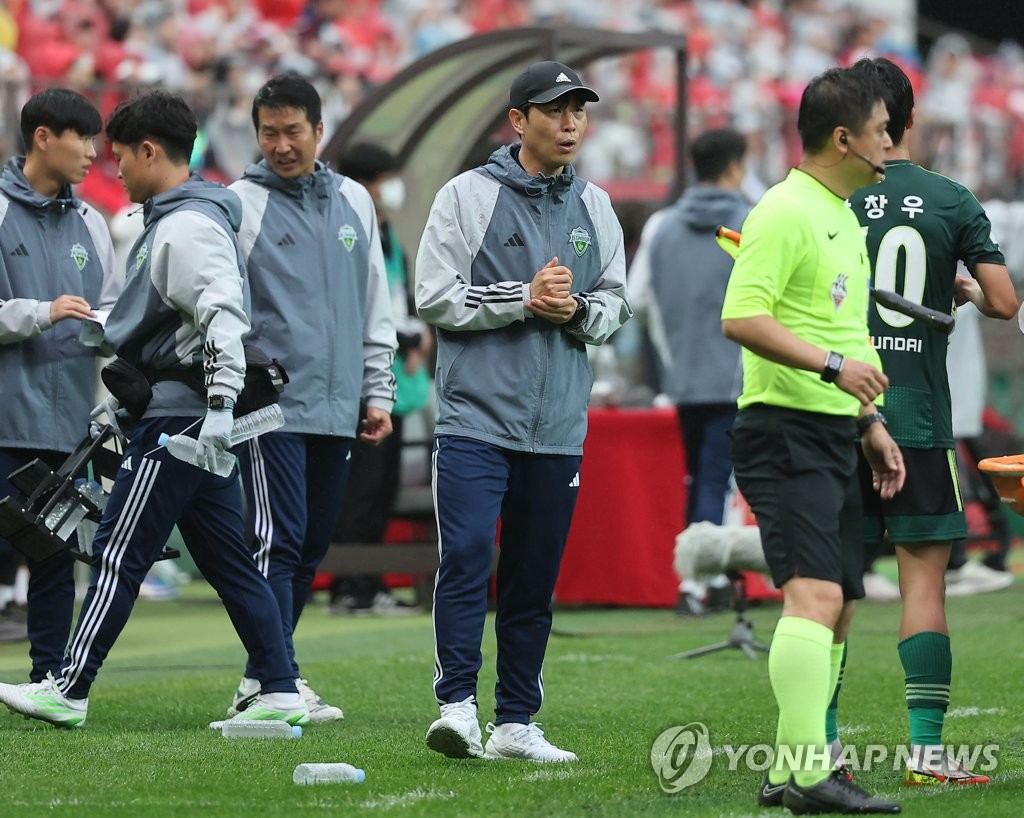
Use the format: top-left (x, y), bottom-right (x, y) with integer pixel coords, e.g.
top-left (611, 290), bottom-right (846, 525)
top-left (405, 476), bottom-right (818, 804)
top-left (69, 243), bottom-right (89, 271)
top-left (135, 242), bottom-right (149, 271)
top-left (338, 224), bottom-right (357, 252)
top-left (830, 273), bottom-right (848, 310)
top-left (569, 226), bottom-right (591, 258)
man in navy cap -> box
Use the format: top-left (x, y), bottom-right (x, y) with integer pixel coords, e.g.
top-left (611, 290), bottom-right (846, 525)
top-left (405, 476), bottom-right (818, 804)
top-left (415, 61), bottom-right (631, 762)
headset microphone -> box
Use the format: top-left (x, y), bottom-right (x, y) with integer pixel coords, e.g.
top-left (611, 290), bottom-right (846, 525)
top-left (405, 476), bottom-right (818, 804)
top-left (850, 148), bottom-right (887, 176)
top-left (840, 132), bottom-right (886, 175)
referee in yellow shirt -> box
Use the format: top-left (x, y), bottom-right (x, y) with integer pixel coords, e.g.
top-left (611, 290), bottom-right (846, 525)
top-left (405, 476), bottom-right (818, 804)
top-left (722, 66), bottom-right (905, 815)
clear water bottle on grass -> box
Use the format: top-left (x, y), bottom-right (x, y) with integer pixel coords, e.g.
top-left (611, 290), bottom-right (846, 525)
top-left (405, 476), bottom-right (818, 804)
top-left (158, 404), bottom-right (285, 476)
top-left (221, 719), bottom-right (302, 739)
top-left (293, 763), bottom-right (366, 784)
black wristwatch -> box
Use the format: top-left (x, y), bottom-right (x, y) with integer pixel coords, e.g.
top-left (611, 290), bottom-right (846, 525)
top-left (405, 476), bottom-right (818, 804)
top-left (821, 351), bottom-right (845, 383)
top-left (856, 412), bottom-right (887, 434)
top-left (566, 295), bottom-right (589, 330)
top-left (208, 395), bottom-right (235, 412)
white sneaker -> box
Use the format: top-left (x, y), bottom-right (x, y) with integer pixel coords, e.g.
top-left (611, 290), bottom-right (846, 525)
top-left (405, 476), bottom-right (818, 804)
top-left (226, 676), bottom-right (260, 718)
top-left (138, 575), bottom-right (180, 601)
top-left (0, 673), bottom-right (88, 728)
top-left (862, 572), bottom-right (901, 601)
top-left (945, 560), bottom-right (1014, 597)
top-left (425, 696), bottom-right (484, 758)
top-left (483, 721), bottom-right (578, 762)
top-left (224, 691), bottom-right (309, 727)
top-left (296, 677), bottom-right (344, 722)
top-left (369, 591), bottom-right (419, 616)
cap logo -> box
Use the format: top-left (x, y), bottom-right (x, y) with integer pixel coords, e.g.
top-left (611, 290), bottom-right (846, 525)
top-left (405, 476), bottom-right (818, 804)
top-left (556, 72), bottom-right (572, 83)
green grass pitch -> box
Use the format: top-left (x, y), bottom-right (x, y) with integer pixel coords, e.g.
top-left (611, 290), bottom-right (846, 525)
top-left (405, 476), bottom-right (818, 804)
top-left (1, 570), bottom-right (1022, 817)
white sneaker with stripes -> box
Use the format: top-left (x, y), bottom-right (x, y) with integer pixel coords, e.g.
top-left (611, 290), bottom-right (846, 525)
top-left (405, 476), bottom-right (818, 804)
top-left (425, 696), bottom-right (484, 758)
top-left (484, 722), bottom-right (578, 762)
top-left (296, 678), bottom-right (344, 723)
top-left (0, 673), bottom-right (88, 728)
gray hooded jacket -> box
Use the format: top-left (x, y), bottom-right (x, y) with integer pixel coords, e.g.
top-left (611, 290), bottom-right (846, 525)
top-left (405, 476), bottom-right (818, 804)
top-left (416, 145), bottom-right (631, 455)
top-left (104, 176), bottom-right (250, 418)
top-left (231, 160), bottom-right (397, 438)
top-left (645, 186), bottom-right (749, 404)
top-left (0, 157), bottom-right (119, 451)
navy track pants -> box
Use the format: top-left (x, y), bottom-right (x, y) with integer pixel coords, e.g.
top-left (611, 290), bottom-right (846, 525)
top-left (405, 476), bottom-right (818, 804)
top-left (56, 417), bottom-right (295, 699)
top-left (431, 435), bottom-right (580, 724)
top-left (0, 448), bottom-right (77, 682)
top-left (240, 431), bottom-right (352, 677)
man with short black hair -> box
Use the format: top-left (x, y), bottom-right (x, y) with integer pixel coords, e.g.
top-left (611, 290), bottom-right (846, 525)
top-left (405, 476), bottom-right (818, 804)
top-left (843, 56), bottom-right (1017, 788)
top-left (0, 88), bottom-right (119, 680)
top-left (332, 142), bottom-right (431, 615)
top-left (629, 127), bottom-right (751, 614)
top-left (723, 66), bottom-right (904, 814)
top-left (226, 75), bottom-right (397, 722)
top-left (417, 60), bottom-right (631, 763)
top-left (0, 91), bottom-right (307, 729)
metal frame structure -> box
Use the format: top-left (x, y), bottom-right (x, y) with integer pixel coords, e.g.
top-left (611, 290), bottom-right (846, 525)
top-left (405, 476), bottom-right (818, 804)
top-left (321, 26), bottom-right (687, 259)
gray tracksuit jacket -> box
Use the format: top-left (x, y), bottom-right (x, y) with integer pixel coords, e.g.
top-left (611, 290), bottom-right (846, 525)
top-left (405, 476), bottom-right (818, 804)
top-left (416, 145), bottom-right (631, 455)
top-left (104, 176), bottom-right (250, 418)
top-left (231, 160), bottom-right (396, 437)
top-left (646, 186), bottom-right (750, 405)
top-left (0, 157), bottom-right (119, 451)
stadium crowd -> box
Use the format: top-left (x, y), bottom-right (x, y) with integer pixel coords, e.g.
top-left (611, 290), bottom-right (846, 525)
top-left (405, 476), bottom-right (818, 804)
top-left (1, 0), bottom-right (1023, 215)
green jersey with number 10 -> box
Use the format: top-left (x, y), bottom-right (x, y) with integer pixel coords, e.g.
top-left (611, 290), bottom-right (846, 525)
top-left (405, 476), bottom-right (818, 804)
top-left (850, 159), bottom-right (1004, 449)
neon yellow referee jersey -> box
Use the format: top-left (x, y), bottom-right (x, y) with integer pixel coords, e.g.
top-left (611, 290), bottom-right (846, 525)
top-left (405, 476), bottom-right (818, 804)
top-left (722, 169), bottom-right (882, 416)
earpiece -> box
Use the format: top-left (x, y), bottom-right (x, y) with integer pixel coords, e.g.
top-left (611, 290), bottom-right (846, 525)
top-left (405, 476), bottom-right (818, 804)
top-left (839, 132), bottom-right (848, 145)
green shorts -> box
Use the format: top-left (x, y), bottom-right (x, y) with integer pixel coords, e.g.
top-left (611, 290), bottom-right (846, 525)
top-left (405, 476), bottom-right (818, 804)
top-left (732, 404), bottom-right (865, 601)
top-left (859, 446), bottom-right (966, 545)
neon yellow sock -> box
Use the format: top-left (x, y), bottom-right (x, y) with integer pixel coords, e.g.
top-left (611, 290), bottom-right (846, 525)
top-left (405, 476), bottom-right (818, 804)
top-left (825, 641), bottom-right (846, 745)
top-left (768, 616), bottom-right (834, 787)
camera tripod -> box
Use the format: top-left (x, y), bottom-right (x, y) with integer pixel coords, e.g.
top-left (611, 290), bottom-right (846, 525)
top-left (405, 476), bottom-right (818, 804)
top-left (670, 572), bottom-right (770, 661)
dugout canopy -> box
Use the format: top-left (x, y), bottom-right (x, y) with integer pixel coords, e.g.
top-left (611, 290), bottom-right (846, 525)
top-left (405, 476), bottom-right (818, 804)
top-left (321, 26), bottom-right (686, 263)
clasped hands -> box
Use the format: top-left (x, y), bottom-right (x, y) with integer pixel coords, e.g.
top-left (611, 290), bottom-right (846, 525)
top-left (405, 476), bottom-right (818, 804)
top-left (527, 257), bottom-right (576, 324)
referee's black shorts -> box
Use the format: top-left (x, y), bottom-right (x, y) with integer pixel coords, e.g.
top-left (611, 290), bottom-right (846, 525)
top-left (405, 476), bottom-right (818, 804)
top-left (731, 404), bottom-right (865, 601)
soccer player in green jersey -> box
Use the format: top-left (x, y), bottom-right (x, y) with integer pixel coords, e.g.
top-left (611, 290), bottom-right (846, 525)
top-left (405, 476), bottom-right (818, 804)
top-left (844, 57), bottom-right (1017, 787)
top-left (722, 66), bottom-right (905, 815)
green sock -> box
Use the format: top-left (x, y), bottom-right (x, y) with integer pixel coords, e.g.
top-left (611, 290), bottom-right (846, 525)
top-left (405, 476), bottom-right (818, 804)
top-left (898, 631), bottom-right (951, 746)
top-left (825, 641), bottom-right (847, 745)
top-left (768, 616), bottom-right (834, 787)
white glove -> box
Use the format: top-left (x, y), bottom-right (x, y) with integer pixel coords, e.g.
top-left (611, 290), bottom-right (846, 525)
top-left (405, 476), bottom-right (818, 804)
top-left (196, 408), bottom-right (234, 473)
top-left (91, 394), bottom-right (119, 420)
top-left (90, 395), bottom-right (123, 438)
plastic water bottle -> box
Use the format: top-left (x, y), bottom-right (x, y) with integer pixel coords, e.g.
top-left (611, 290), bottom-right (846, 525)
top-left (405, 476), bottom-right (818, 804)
top-left (158, 434), bottom-right (237, 477)
top-left (44, 497), bottom-right (85, 541)
top-left (158, 404), bottom-right (285, 476)
top-left (293, 763), bottom-right (366, 785)
top-left (75, 479), bottom-right (107, 513)
top-left (228, 403), bottom-right (285, 445)
top-left (73, 479), bottom-right (107, 556)
top-left (221, 719), bottom-right (302, 739)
